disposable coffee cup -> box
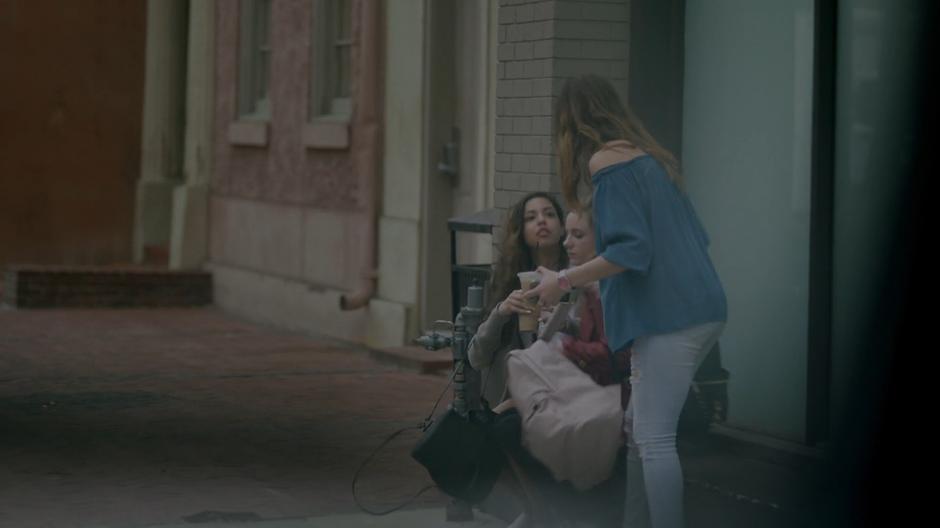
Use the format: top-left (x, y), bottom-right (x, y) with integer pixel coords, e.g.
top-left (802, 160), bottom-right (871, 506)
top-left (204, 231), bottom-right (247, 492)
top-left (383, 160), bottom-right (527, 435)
top-left (517, 271), bottom-right (541, 332)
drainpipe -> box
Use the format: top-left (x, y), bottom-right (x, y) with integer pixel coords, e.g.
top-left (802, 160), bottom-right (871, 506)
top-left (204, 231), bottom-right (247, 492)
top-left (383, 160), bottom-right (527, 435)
top-left (340, 1), bottom-right (382, 311)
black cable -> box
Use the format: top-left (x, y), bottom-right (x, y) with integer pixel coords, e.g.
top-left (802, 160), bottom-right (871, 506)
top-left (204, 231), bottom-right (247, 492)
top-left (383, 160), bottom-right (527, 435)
top-left (351, 425), bottom-right (437, 515)
top-left (351, 367), bottom-right (457, 515)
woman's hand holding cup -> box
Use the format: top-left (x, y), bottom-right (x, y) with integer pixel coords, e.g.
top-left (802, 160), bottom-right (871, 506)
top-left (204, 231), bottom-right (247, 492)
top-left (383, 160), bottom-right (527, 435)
top-left (526, 266), bottom-right (564, 308)
top-left (497, 289), bottom-right (535, 317)
top-left (515, 271), bottom-right (542, 332)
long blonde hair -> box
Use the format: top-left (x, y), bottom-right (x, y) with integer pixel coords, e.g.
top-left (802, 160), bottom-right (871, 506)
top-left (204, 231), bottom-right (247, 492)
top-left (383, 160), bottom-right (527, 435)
top-left (553, 75), bottom-right (682, 210)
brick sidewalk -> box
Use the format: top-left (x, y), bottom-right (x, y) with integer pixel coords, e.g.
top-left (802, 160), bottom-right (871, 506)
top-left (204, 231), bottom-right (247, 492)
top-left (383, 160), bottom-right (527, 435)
top-left (0, 308), bottom-right (453, 528)
top-left (0, 307), bottom-right (827, 528)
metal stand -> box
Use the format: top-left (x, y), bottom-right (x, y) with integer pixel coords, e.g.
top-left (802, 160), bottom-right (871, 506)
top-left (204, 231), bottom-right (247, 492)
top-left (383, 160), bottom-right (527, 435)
top-left (416, 283), bottom-right (485, 522)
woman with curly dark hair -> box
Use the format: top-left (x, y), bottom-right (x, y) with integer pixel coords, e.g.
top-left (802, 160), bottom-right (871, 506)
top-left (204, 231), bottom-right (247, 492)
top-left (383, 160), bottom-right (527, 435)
top-left (468, 191), bottom-right (568, 409)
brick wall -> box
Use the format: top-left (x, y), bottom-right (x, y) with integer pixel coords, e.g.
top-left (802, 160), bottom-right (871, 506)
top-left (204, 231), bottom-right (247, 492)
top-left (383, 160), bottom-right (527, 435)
top-left (494, 0), bottom-right (631, 231)
top-left (3, 267), bottom-right (212, 309)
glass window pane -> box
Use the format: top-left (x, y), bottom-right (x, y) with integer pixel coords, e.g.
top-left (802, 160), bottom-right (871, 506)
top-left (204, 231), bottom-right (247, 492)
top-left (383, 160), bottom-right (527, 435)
top-left (237, 0), bottom-right (272, 119)
top-left (682, 0), bottom-right (815, 441)
top-left (310, 0), bottom-right (352, 119)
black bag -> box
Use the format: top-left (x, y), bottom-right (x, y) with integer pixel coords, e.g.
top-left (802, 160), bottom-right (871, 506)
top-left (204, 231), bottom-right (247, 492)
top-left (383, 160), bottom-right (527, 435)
top-left (410, 407), bottom-right (505, 503)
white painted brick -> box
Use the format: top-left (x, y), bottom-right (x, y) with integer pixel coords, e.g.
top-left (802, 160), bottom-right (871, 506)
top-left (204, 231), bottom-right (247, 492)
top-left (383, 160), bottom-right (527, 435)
top-left (532, 1), bottom-right (554, 21)
top-left (498, 26), bottom-right (507, 43)
top-left (512, 117), bottom-right (533, 134)
top-left (540, 136), bottom-right (554, 155)
top-left (511, 154), bottom-right (530, 173)
top-left (496, 118), bottom-right (513, 134)
top-left (496, 153), bottom-right (513, 171)
top-left (523, 173), bottom-right (541, 191)
top-left (523, 136), bottom-right (541, 154)
top-left (534, 40), bottom-right (552, 58)
top-left (496, 172), bottom-right (512, 190)
top-left (508, 24), bottom-right (525, 42)
top-left (499, 6), bottom-right (515, 24)
top-left (523, 99), bottom-right (541, 116)
top-left (539, 58), bottom-right (553, 76)
top-left (507, 61), bottom-right (525, 79)
top-left (505, 172), bottom-right (522, 190)
top-left (498, 43), bottom-right (515, 61)
top-left (495, 192), bottom-right (511, 208)
top-left (503, 135), bottom-right (523, 153)
top-left (516, 3), bottom-right (534, 22)
top-left (531, 155), bottom-right (551, 173)
top-left (511, 173), bottom-right (526, 191)
top-left (523, 61), bottom-right (541, 79)
top-left (494, 172), bottom-right (507, 190)
top-left (538, 175), bottom-right (550, 191)
top-left (497, 63), bottom-right (506, 79)
top-left (523, 22), bottom-right (542, 41)
top-left (532, 116), bottom-right (552, 135)
top-left (521, 59), bottom-right (548, 78)
top-left (554, 58), bottom-right (584, 77)
top-left (505, 98), bottom-right (525, 116)
top-left (526, 173), bottom-right (541, 191)
top-left (497, 80), bottom-right (513, 98)
top-left (512, 79), bottom-right (534, 98)
top-left (555, 20), bottom-right (607, 40)
top-left (515, 42), bottom-right (534, 60)
top-left (533, 78), bottom-right (553, 96)
top-left (537, 97), bottom-right (553, 116)
top-left (538, 20), bottom-right (554, 38)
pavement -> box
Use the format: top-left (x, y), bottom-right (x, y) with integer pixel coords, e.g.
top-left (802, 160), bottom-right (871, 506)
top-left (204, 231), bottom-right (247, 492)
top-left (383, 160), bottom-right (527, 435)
top-left (0, 307), bottom-right (832, 528)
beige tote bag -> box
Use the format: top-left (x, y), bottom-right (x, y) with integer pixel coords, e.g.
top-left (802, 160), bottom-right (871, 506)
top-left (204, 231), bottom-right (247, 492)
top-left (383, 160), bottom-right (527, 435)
top-left (506, 336), bottom-right (623, 491)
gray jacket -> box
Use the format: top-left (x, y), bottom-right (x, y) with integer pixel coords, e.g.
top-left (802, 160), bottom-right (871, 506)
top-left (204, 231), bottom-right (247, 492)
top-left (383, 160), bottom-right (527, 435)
top-left (467, 307), bottom-right (524, 407)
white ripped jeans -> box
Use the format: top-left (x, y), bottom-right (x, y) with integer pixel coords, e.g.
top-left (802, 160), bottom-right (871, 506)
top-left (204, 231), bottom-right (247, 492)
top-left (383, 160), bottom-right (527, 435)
top-left (622, 321), bottom-right (725, 528)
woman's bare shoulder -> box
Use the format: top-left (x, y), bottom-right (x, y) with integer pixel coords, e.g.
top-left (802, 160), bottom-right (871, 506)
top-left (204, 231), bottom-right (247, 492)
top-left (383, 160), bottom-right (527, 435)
top-left (589, 142), bottom-right (646, 176)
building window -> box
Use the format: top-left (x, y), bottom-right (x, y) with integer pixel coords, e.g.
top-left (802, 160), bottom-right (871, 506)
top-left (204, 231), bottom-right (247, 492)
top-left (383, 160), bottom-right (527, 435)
top-left (310, 0), bottom-right (353, 121)
top-left (238, 0), bottom-right (272, 120)
top-left (681, 0), bottom-right (815, 442)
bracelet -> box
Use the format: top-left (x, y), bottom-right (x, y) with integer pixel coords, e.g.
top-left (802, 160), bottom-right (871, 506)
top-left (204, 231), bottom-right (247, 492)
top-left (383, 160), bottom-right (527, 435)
top-left (558, 268), bottom-right (573, 292)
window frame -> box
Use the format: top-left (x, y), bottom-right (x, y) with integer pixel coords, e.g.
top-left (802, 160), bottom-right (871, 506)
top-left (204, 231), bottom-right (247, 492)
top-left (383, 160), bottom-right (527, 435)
top-left (230, 0), bottom-right (273, 147)
top-left (305, 0), bottom-right (354, 150)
